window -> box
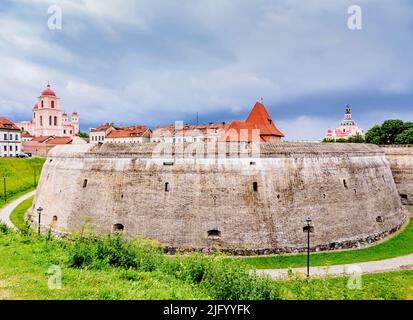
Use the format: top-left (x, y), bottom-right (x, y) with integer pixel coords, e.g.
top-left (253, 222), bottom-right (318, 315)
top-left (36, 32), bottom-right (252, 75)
top-left (70, 130), bottom-right (72, 134)
top-left (343, 179), bottom-right (348, 189)
top-left (51, 100), bottom-right (55, 108)
top-left (253, 182), bottom-right (258, 192)
top-left (49, 116), bottom-right (52, 126)
top-left (3, 134), bottom-right (6, 140)
top-left (15, 134), bottom-right (18, 141)
top-left (41, 100), bottom-right (44, 108)
top-left (15, 145), bottom-right (18, 151)
top-left (83, 179), bottom-right (88, 188)
top-left (3, 146), bottom-right (6, 151)
top-left (40, 116), bottom-right (43, 126)
top-left (165, 182), bottom-right (170, 192)
top-left (54, 116), bottom-right (57, 126)
top-left (9, 145), bottom-right (12, 151)
top-left (63, 130), bottom-right (66, 134)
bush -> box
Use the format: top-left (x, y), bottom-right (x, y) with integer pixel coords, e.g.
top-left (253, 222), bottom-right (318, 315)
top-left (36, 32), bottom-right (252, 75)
top-left (68, 232), bottom-right (164, 271)
top-left (0, 223), bottom-right (10, 235)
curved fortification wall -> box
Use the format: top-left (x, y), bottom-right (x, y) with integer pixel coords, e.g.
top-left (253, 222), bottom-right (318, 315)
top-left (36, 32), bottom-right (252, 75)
top-left (382, 145), bottom-right (413, 205)
top-left (33, 142), bottom-right (405, 254)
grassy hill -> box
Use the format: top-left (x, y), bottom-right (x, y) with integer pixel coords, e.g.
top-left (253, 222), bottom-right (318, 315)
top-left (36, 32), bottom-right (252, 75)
top-left (0, 158), bottom-right (45, 207)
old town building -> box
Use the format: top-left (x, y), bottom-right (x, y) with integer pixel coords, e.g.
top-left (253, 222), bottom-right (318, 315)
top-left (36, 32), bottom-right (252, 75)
top-left (0, 116), bottom-right (22, 157)
top-left (16, 84), bottom-right (79, 138)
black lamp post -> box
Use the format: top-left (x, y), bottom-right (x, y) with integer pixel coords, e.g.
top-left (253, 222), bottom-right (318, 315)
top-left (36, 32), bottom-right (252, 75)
top-left (3, 177), bottom-right (6, 203)
top-left (37, 207), bottom-right (43, 235)
top-left (303, 216), bottom-right (314, 278)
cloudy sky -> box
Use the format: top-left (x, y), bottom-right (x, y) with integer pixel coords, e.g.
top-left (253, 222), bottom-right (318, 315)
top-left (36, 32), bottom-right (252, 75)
top-left (1, 0), bottom-right (412, 140)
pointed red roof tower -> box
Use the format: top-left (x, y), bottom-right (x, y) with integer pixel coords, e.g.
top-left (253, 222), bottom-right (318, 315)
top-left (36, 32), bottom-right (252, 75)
top-left (245, 101), bottom-right (284, 140)
top-left (220, 101), bottom-right (285, 142)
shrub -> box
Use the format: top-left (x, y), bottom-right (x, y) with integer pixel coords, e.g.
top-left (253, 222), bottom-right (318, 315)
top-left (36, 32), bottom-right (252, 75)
top-left (0, 223), bottom-right (10, 235)
top-left (68, 232), bottom-right (164, 271)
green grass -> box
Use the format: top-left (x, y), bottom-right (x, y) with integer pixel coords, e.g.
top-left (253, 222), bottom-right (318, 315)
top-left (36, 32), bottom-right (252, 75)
top-left (237, 219), bottom-right (413, 269)
top-left (9, 196), bottom-right (33, 230)
top-left (0, 158), bottom-right (45, 208)
top-left (1, 226), bottom-right (413, 300)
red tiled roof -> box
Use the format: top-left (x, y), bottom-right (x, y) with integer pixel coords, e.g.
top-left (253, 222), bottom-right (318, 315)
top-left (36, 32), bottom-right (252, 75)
top-left (106, 126), bottom-right (149, 138)
top-left (91, 124), bottom-right (114, 132)
top-left (0, 116), bottom-right (20, 130)
top-left (22, 133), bottom-right (33, 138)
top-left (152, 123), bottom-right (228, 137)
top-left (220, 120), bottom-right (265, 142)
top-left (47, 137), bottom-right (72, 145)
top-left (31, 136), bottom-right (55, 143)
top-left (245, 102), bottom-right (284, 137)
top-left (220, 101), bottom-right (284, 142)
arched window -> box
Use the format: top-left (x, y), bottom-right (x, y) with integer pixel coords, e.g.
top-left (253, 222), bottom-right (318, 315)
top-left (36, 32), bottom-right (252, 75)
top-left (54, 116), bottom-right (57, 126)
top-left (40, 116), bottom-right (43, 126)
top-left (113, 224), bottom-right (124, 232)
top-left (165, 182), bottom-right (170, 192)
top-left (51, 100), bottom-right (55, 108)
top-left (41, 100), bottom-right (44, 108)
top-left (49, 116), bottom-right (52, 126)
top-left (83, 179), bottom-right (88, 188)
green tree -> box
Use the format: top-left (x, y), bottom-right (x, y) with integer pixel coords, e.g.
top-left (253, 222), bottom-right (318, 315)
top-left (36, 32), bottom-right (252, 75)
top-left (395, 128), bottom-right (413, 144)
top-left (347, 133), bottom-right (365, 143)
top-left (403, 122), bottom-right (413, 131)
top-left (365, 125), bottom-right (383, 144)
top-left (77, 131), bottom-right (89, 138)
top-left (381, 120), bottom-right (405, 144)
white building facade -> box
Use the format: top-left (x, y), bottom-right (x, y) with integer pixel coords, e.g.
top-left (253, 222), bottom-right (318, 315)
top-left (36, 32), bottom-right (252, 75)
top-left (0, 117), bottom-right (22, 157)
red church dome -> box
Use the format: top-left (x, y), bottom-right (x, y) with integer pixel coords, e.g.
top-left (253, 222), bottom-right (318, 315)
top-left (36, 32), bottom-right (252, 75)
top-left (41, 84), bottom-right (56, 97)
top-left (33, 103), bottom-right (38, 110)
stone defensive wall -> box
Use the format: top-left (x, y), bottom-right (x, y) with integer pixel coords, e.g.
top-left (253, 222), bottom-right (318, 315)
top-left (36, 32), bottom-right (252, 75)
top-left (381, 145), bottom-right (413, 206)
top-left (32, 142), bottom-right (406, 255)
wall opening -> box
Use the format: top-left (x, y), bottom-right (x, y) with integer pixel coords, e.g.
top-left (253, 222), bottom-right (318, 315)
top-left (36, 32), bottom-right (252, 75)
top-left (83, 179), bottom-right (88, 188)
top-left (165, 182), bottom-right (170, 192)
top-left (343, 179), bottom-right (348, 189)
top-left (113, 224), bottom-right (124, 232)
top-left (207, 229), bottom-right (221, 238)
top-left (253, 182), bottom-right (258, 192)
top-left (250, 161), bottom-right (256, 165)
top-left (401, 194), bottom-right (408, 200)
top-left (376, 216), bottom-right (384, 223)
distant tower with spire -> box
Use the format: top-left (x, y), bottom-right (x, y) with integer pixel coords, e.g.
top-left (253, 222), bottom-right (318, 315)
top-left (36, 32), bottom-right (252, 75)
top-left (324, 105), bottom-right (364, 140)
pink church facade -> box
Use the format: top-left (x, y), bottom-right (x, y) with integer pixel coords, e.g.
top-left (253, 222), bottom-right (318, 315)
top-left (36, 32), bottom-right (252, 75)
top-left (16, 84), bottom-right (79, 138)
top-left (325, 105), bottom-right (364, 140)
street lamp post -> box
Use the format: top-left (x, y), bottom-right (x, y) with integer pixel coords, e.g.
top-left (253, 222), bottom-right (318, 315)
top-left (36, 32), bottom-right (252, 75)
top-left (37, 207), bottom-right (43, 235)
top-left (303, 216), bottom-right (314, 278)
top-left (3, 177), bottom-right (6, 203)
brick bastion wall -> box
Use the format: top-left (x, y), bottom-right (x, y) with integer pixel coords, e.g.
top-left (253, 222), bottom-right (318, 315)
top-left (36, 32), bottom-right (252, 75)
top-left (32, 142), bottom-right (406, 255)
top-left (381, 145), bottom-right (413, 206)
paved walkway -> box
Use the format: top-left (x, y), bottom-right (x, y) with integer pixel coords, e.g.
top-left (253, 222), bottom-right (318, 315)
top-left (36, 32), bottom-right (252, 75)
top-left (0, 191), bottom-right (36, 230)
top-left (257, 253), bottom-right (413, 278)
